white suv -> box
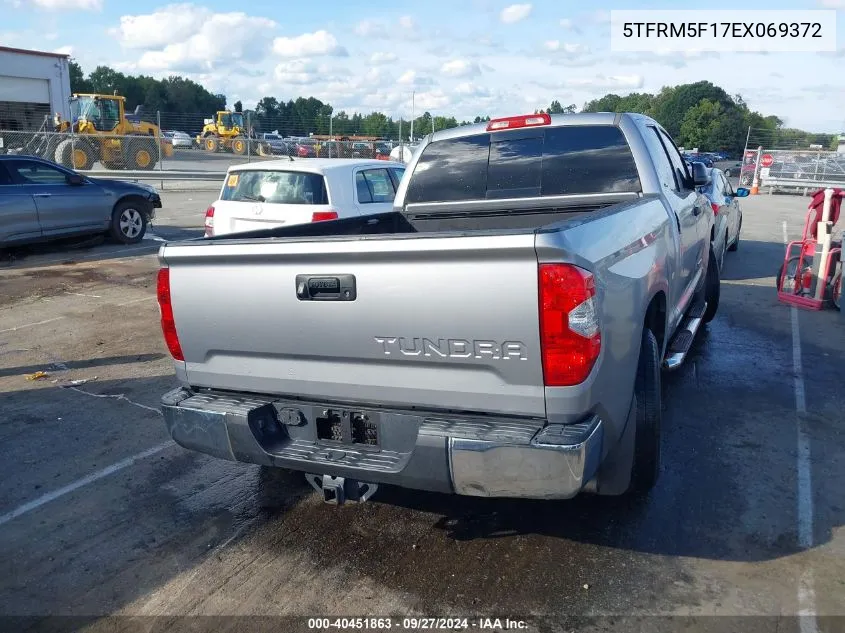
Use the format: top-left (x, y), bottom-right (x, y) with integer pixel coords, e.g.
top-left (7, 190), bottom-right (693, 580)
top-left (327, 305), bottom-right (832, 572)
top-left (204, 158), bottom-right (406, 237)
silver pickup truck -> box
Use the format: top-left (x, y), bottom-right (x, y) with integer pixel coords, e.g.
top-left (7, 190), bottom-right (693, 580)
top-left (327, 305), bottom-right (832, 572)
top-left (157, 112), bottom-right (719, 504)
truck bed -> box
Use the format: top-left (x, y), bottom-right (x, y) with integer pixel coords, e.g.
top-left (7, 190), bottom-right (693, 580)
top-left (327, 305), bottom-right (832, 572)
top-left (160, 197), bottom-right (638, 419)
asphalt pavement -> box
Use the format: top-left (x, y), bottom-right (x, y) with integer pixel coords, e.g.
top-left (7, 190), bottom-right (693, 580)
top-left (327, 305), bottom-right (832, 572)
top-left (0, 192), bottom-right (844, 633)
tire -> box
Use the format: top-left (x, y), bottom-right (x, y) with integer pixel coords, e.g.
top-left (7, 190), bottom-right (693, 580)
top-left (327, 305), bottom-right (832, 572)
top-left (204, 137), bottom-right (219, 153)
top-left (728, 215), bottom-right (741, 252)
top-left (627, 329), bottom-right (662, 495)
top-left (702, 247), bottom-right (720, 322)
top-left (109, 200), bottom-right (148, 244)
top-left (123, 137), bottom-right (157, 170)
top-left (830, 273), bottom-right (841, 311)
top-left (231, 137), bottom-right (247, 155)
top-left (777, 256), bottom-right (802, 295)
top-left (55, 139), bottom-right (95, 170)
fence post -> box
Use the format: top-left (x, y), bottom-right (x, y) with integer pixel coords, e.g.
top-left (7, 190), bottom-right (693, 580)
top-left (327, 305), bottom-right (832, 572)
top-left (156, 110), bottom-right (164, 190)
top-left (329, 115), bottom-right (333, 158)
top-left (247, 111), bottom-right (252, 163)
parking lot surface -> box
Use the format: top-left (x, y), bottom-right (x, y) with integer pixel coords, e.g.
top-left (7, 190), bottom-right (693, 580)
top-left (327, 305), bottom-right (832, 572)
top-left (1, 192), bottom-right (844, 632)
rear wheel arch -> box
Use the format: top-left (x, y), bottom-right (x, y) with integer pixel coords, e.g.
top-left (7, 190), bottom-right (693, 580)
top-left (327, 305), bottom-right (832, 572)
top-left (643, 291), bottom-right (668, 358)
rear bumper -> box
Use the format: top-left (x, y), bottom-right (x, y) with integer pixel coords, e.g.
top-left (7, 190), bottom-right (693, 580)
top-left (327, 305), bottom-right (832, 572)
top-left (161, 387), bottom-right (604, 500)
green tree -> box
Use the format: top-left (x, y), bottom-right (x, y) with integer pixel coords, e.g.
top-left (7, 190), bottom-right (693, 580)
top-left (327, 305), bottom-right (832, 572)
top-left (233, 100), bottom-right (243, 112)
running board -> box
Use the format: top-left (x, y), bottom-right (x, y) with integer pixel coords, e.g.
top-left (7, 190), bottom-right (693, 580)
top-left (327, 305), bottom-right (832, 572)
top-left (663, 300), bottom-right (707, 371)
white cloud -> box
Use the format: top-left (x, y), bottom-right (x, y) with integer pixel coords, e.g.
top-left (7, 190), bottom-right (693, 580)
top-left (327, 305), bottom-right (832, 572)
top-left (112, 5), bottom-right (277, 73)
top-left (414, 89), bottom-right (452, 110)
top-left (26, 0), bottom-right (101, 10)
top-left (354, 19), bottom-right (389, 37)
top-left (396, 70), bottom-right (434, 87)
top-left (370, 51), bottom-right (398, 65)
top-left (500, 3), bottom-right (532, 24)
top-left (440, 59), bottom-right (481, 78)
top-left (398, 15), bottom-right (415, 29)
top-left (544, 40), bottom-right (588, 54)
top-left (454, 82), bottom-right (492, 98)
top-left (134, 12), bottom-right (277, 72)
top-left (273, 30), bottom-right (347, 58)
top-left (52, 45), bottom-right (73, 55)
top-left (818, 0), bottom-right (845, 6)
top-left (111, 4), bottom-right (212, 50)
top-left (559, 18), bottom-right (574, 29)
top-left (274, 58), bottom-right (320, 85)
top-left (563, 74), bottom-right (644, 90)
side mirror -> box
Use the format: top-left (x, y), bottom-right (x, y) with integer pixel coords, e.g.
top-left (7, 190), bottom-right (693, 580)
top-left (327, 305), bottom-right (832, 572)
top-left (734, 187), bottom-right (750, 198)
top-left (66, 173), bottom-right (85, 186)
top-left (691, 162), bottom-right (710, 187)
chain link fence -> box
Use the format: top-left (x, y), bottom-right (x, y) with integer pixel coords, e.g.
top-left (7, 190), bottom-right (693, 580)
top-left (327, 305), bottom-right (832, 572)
top-left (740, 128), bottom-right (845, 194)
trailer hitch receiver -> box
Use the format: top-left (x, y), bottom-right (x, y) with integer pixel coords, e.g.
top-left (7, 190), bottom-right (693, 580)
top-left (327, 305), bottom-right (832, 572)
top-left (305, 474), bottom-right (379, 506)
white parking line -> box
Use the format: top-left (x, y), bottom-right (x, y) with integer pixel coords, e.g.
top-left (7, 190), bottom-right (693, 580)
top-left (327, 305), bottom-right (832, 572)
top-left (783, 220), bottom-right (818, 633)
top-left (0, 441), bottom-right (175, 527)
top-left (116, 295), bottom-right (157, 307)
top-left (0, 316), bottom-right (65, 334)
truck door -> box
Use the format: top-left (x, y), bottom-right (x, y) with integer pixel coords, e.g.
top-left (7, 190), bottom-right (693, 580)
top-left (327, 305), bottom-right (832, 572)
top-left (648, 127), bottom-right (707, 319)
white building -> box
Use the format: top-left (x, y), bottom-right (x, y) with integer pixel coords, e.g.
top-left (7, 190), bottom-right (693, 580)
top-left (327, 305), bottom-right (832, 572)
top-left (0, 46), bottom-right (72, 131)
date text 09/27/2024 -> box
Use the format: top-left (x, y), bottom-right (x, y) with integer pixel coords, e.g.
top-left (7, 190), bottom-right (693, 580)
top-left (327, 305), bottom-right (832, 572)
top-left (307, 618), bottom-right (528, 630)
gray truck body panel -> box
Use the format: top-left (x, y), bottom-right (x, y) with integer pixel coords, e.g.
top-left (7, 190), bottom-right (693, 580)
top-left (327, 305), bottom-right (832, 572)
top-left (158, 112), bottom-right (712, 499)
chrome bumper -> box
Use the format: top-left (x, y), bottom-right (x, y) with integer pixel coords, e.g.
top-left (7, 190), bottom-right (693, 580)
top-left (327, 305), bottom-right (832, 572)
top-left (449, 418), bottom-right (603, 499)
top-left (161, 387), bottom-right (604, 500)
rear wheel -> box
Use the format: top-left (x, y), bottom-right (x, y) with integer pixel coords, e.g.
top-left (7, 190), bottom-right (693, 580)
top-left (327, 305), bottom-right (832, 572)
top-left (204, 136), bottom-right (219, 152)
top-left (702, 247), bottom-right (720, 322)
top-left (627, 329), bottom-right (662, 495)
top-left (830, 272), bottom-right (841, 310)
top-left (109, 200), bottom-right (148, 244)
top-left (728, 215), bottom-right (741, 252)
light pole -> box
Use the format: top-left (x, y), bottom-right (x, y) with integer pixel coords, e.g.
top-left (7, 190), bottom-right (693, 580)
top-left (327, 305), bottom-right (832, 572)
top-left (409, 91), bottom-right (415, 143)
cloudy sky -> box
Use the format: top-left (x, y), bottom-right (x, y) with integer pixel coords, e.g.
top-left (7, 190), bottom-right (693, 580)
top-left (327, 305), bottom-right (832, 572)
top-left (2, 0), bottom-right (845, 131)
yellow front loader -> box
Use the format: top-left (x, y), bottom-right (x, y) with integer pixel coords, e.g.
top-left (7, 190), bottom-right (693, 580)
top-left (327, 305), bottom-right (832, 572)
top-left (197, 110), bottom-right (251, 155)
top-left (49, 93), bottom-right (173, 170)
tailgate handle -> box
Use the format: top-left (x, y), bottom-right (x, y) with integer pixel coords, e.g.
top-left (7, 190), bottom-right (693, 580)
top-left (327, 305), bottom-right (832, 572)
top-left (295, 274), bottom-right (357, 301)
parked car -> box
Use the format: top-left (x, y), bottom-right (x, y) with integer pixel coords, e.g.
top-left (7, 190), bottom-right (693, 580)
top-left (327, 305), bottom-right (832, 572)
top-left (0, 154), bottom-right (161, 248)
top-left (164, 130), bottom-right (193, 148)
top-left (351, 142), bottom-right (374, 158)
top-left (698, 167), bottom-right (749, 268)
top-left (158, 112), bottom-right (718, 505)
top-left (295, 140), bottom-right (318, 158)
top-left (203, 158), bottom-right (406, 238)
top-left (260, 133), bottom-right (289, 156)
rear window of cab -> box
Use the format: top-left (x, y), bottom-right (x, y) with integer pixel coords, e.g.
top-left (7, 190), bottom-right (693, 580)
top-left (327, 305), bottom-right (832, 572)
top-left (405, 125), bottom-right (641, 204)
top-left (221, 170), bottom-right (328, 205)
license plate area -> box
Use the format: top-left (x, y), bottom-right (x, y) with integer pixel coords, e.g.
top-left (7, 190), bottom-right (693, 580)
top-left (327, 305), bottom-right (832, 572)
top-left (315, 408), bottom-right (381, 449)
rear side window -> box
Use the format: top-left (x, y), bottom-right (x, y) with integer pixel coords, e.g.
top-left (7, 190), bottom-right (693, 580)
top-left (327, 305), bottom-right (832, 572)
top-left (405, 134), bottom-right (490, 203)
top-left (405, 126), bottom-right (641, 204)
top-left (221, 170), bottom-right (328, 205)
top-left (355, 168), bottom-right (396, 204)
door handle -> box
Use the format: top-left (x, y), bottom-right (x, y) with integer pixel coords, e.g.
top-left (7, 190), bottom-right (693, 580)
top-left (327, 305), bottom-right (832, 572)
top-left (33, 193), bottom-right (52, 198)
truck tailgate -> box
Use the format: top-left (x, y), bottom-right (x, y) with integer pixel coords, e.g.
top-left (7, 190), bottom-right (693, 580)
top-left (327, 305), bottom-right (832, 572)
top-left (161, 233), bottom-right (546, 418)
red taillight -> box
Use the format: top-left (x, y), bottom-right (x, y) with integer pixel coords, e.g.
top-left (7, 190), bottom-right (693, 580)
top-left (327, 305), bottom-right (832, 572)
top-left (311, 210), bottom-right (339, 222)
top-left (487, 112), bottom-right (551, 131)
top-left (157, 268), bottom-right (184, 361)
top-left (711, 203), bottom-right (719, 215)
top-left (538, 264), bottom-right (601, 386)
top-left (204, 205), bottom-right (215, 237)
